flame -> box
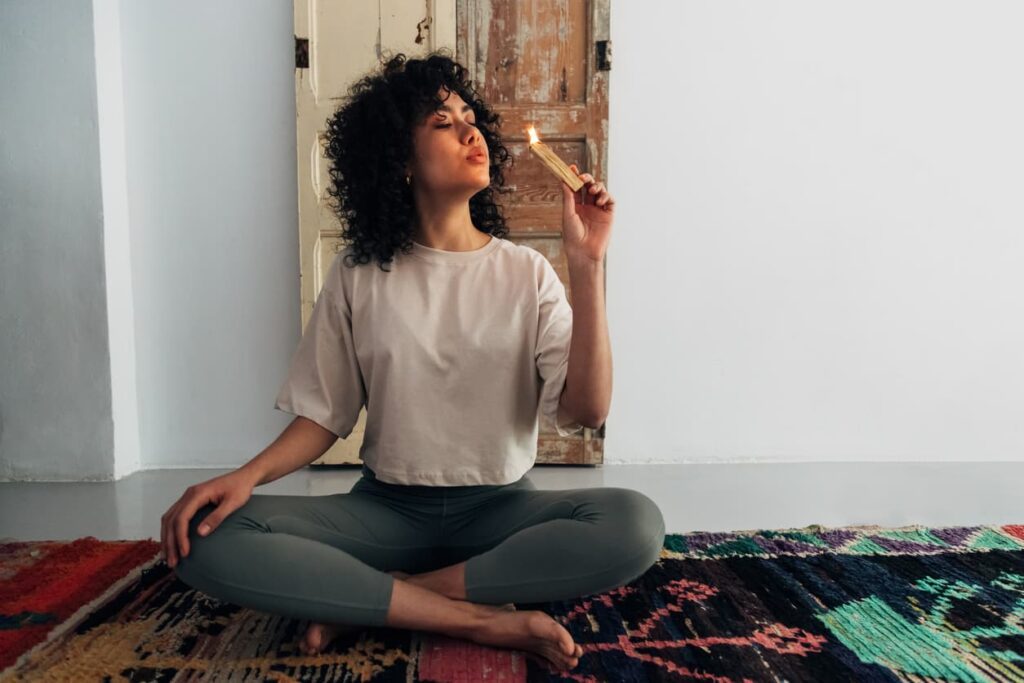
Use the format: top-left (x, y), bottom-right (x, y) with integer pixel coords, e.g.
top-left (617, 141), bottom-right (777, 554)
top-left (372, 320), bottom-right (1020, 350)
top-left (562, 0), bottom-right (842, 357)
top-left (527, 126), bottom-right (539, 145)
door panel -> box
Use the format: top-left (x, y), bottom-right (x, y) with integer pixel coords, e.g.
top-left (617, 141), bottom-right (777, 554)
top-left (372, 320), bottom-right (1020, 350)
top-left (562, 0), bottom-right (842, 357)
top-left (292, 0), bottom-right (608, 465)
top-left (457, 0), bottom-right (609, 463)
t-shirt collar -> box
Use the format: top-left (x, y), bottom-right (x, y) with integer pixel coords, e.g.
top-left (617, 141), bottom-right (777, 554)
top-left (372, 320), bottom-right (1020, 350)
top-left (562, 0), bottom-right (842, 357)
top-left (408, 234), bottom-right (501, 264)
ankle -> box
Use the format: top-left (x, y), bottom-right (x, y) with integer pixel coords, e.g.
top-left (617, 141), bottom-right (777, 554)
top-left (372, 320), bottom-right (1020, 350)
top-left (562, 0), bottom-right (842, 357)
top-left (407, 573), bottom-right (459, 600)
top-left (451, 601), bottom-right (498, 636)
top-left (384, 577), bottom-right (505, 640)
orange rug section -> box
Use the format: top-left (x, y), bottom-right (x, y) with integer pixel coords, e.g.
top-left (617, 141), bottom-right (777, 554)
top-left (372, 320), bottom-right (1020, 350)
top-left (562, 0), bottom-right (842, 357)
top-left (0, 537), bottom-right (160, 671)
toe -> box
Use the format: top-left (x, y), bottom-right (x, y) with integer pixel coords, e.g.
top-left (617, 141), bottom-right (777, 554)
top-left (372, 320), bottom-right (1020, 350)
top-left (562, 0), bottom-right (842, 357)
top-left (304, 625), bottom-right (323, 654)
top-left (523, 652), bottom-right (554, 673)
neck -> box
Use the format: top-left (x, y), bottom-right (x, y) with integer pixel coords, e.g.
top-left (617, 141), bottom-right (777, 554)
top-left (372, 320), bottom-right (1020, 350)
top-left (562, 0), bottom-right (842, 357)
top-left (411, 194), bottom-right (487, 251)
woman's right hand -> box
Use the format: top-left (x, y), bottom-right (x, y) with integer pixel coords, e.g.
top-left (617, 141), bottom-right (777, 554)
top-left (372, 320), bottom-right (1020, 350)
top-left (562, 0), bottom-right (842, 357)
top-left (160, 468), bottom-right (258, 568)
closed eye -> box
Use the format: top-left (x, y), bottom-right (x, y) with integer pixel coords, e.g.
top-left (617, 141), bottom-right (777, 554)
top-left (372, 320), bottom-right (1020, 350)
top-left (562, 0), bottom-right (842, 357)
top-left (435, 122), bottom-right (477, 128)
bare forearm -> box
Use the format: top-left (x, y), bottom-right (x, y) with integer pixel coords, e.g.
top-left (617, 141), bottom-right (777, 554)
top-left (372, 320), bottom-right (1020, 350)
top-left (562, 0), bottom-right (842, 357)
top-left (562, 256), bottom-right (612, 426)
top-left (238, 416), bottom-right (338, 486)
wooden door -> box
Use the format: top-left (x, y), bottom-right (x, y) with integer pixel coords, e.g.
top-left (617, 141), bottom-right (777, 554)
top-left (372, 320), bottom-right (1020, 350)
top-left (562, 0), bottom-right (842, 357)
top-left (456, 0), bottom-right (610, 465)
top-left (292, 0), bottom-right (608, 466)
top-left (293, 0), bottom-right (457, 465)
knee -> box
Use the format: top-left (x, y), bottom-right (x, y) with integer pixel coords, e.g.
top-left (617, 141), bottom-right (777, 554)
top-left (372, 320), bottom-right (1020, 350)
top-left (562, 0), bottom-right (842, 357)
top-left (604, 488), bottom-right (666, 576)
top-left (172, 503), bottom-right (220, 583)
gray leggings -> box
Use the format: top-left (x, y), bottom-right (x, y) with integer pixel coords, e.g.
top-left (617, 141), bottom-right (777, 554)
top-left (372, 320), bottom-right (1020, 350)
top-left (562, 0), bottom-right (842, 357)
top-left (174, 466), bottom-right (666, 627)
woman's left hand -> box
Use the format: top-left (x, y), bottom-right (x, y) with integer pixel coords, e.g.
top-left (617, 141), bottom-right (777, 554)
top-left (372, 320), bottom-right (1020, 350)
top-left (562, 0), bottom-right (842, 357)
top-left (561, 163), bottom-right (615, 264)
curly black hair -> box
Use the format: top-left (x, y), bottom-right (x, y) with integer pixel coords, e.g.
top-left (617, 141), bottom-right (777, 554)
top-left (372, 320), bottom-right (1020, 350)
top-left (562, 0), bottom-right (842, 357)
top-left (322, 49), bottom-right (513, 272)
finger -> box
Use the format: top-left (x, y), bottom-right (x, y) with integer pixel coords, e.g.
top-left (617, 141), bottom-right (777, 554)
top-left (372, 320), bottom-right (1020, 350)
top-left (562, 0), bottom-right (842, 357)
top-left (175, 503), bottom-right (202, 560)
top-left (175, 513), bottom-right (190, 561)
top-left (570, 164), bottom-right (593, 183)
top-left (162, 501), bottom-right (182, 564)
top-left (196, 505), bottom-right (231, 538)
top-left (576, 184), bottom-right (593, 205)
top-left (164, 504), bottom-right (180, 566)
top-left (561, 178), bottom-right (576, 203)
top-left (174, 491), bottom-right (211, 560)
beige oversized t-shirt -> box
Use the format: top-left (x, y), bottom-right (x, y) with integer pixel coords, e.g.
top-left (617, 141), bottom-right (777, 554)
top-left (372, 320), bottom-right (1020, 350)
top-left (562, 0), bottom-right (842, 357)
top-left (273, 234), bottom-right (584, 486)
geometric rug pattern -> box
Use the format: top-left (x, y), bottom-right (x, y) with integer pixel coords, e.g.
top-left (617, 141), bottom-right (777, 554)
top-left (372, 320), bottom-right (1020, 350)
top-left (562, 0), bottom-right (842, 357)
top-left (4, 523), bottom-right (1024, 681)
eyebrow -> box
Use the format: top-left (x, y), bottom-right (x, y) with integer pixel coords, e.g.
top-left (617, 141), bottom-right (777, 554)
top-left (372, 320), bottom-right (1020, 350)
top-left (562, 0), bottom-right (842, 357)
top-left (436, 104), bottom-right (473, 114)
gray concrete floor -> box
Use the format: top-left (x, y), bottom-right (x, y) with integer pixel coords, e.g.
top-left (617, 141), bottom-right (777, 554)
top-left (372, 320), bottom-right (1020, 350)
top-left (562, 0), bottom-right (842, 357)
top-left (1, 463), bottom-right (1021, 542)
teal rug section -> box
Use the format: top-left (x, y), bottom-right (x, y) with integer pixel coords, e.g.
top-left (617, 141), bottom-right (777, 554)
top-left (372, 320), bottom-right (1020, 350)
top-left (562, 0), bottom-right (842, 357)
top-left (521, 523), bottom-right (1024, 681)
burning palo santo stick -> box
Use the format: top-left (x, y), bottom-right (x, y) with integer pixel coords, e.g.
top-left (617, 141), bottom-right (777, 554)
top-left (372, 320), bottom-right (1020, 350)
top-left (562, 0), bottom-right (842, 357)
top-left (527, 125), bottom-right (595, 203)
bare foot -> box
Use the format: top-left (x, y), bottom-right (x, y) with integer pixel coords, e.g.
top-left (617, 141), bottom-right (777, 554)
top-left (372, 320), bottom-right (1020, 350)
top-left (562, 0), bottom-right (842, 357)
top-left (298, 569), bottom-right (407, 655)
top-left (464, 609), bottom-right (583, 673)
top-left (297, 571), bottom-right (522, 656)
top-left (299, 621), bottom-right (353, 656)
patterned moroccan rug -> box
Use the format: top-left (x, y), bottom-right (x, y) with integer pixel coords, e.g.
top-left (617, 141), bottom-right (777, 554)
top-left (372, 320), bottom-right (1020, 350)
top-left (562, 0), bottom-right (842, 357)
top-left (3, 524), bottom-right (1024, 681)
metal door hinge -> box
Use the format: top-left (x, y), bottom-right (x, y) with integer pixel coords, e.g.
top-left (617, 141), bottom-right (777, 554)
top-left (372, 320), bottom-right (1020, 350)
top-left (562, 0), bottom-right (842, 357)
top-left (596, 40), bottom-right (611, 71)
top-left (295, 36), bottom-right (309, 69)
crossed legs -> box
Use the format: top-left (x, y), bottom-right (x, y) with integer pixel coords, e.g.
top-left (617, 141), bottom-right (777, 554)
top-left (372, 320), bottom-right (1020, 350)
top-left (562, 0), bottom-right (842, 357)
top-left (173, 481), bottom-right (665, 673)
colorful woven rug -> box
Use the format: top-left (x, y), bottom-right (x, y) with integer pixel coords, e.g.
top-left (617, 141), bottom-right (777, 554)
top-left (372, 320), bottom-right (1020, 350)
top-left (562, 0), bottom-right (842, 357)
top-left (0, 537), bottom-right (160, 673)
top-left (3, 524), bottom-right (1024, 681)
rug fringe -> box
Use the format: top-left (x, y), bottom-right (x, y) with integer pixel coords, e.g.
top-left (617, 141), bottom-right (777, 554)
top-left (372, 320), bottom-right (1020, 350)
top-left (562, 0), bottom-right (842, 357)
top-left (677, 521), bottom-right (1008, 536)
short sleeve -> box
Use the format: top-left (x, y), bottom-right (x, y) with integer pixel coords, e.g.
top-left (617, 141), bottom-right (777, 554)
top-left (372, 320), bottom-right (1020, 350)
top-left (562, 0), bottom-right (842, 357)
top-left (535, 258), bottom-right (585, 437)
top-left (273, 263), bottom-right (365, 438)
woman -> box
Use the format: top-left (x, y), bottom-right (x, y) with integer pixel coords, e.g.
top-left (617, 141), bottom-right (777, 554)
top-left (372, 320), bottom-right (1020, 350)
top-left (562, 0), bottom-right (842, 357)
top-left (162, 51), bottom-right (665, 674)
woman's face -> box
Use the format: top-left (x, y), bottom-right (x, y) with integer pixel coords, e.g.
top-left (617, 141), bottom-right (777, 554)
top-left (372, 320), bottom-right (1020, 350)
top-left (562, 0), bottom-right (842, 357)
top-left (407, 88), bottom-right (491, 199)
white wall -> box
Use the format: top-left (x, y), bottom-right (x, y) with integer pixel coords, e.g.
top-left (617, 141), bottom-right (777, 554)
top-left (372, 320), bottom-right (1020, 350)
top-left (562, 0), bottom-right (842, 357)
top-left (1, 0), bottom-right (299, 480)
top-left (118, 0), bottom-right (300, 472)
top-left (605, 1), bottom-right (1024, 463)
top-left (3, 2), bottom-right (1022, 481)
top-left (95, 0), bottom-right (141, 480)
top-left (0, 0), bottom-right (114, 480)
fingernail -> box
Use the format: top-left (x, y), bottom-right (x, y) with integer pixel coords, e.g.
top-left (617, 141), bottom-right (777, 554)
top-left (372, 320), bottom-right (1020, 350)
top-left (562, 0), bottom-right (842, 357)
top-left (199, 524), bottom-right (209, 535)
